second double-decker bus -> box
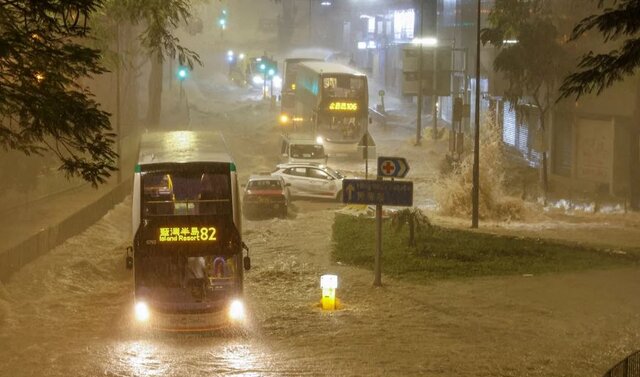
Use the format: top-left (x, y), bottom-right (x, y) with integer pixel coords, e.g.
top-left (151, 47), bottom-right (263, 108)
top-left (293, 61), bottom-right (371, 156)
top-left (126, 131), bottom-right (250, 332)
top-left (279, 57), bottom-right (321, 126)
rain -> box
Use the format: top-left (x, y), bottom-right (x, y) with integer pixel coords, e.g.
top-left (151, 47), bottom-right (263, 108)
top-left (1, 0), bottom-right (639, 376)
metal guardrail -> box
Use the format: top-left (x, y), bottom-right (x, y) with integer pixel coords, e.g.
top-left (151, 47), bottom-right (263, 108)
top-left (368, 107), bottom-right (387, 127)
top-left (603, 350), bottom-right (640, 377)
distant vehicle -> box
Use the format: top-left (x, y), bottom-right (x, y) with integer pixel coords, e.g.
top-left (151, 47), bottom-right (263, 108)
top-left (279, 57), bottom-right (322, 127)
top-left (128, 131), bottom-right (250, 332)
top-left (271, 162), bottom-right (345, 201)
top-left (280, 133), bottom-right (328, 164)
top-left (248, 56), bottom-right (281, 91)
top-left (242, 175), bottom-right (290, 218)
top-left (293, 61), bottom-right (373, 156)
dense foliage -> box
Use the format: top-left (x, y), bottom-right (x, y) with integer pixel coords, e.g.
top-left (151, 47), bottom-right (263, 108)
top-left (560, 0), bottom-right (640, 99)
top-left (480, 0), bottom-right (570, 196)
top-left (0, 0), bottom-right (116, 186)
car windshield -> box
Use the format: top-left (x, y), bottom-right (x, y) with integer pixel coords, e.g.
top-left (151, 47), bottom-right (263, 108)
top-left (324, 166), bottom-right (344, 179)
top-left (247, 179), bottom-right (282, 190)
top-left (290, 144), bottom-right (324, 159)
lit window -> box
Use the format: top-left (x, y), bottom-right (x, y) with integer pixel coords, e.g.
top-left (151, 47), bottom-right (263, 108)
top-left (394, 9), bottom-right (415, 41)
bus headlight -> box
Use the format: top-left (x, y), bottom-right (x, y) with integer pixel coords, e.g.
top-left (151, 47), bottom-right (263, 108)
top-left (228, 299), bottom-right (245, 321)
top-left (135, 301), bottom-right (150, 322)
top-left (316, 136), bottom-right (324, 145)
top-left (279, 114), bottom-right (290, 124)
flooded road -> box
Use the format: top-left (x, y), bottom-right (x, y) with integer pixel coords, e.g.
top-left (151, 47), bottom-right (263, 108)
top-left (2, 45), bottom-right (640, 377)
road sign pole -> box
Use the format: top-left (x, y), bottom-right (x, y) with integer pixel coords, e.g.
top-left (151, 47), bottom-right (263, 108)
top-left (364, 118), bottom-right (369, 179)
top-left (374, 176), bottom-right (383, 287)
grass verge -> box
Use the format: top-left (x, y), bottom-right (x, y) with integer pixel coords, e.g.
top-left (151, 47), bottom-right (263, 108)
top-left (332, 214), bottom-right (640, 283)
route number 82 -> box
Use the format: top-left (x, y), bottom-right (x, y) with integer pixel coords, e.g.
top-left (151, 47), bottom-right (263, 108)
top-left (199, 227), bottom-right (217, 241)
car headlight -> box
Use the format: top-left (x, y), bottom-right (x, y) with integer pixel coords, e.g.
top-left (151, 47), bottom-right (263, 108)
top-left (228, 299), bottom-right (245, 321)
top-left (252, 75), bottom-right (264, 85)
top-left (135, 301), bottom-right (150, 322)
top-left (273, 75), bottom-right (282, 89)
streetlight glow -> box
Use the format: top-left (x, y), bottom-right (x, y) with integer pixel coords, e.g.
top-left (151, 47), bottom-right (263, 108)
top-left (412, 37), bottom-right (438, 46)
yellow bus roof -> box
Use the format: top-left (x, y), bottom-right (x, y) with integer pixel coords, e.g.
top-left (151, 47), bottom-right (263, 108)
top-left (137, 131), bottom-right (234, 166)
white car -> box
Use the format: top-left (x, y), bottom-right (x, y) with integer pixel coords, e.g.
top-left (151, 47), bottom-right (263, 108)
top-left (271, 162), bottom-right (345, 201)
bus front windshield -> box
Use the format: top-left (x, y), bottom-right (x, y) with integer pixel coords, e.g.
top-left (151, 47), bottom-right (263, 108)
top-left (142, 171), bottom-right (231, 217)
top-left (322, 76), bottom-right (365, 99)
top-left (136, 254), bottom-right (238, 302)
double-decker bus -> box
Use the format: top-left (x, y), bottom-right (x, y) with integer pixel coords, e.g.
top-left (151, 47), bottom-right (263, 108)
top-left (126, 131), bottom-right (250, 332)
top-left (293, 61), bottom-right (371, 156)
top-left (279, 57), bottom-right (321, 126)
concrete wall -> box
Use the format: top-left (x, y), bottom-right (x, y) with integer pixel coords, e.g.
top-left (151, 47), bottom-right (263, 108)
top-left (0, 179), bottom-right (132, 283)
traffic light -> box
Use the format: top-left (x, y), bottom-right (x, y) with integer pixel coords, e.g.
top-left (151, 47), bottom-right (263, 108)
top-left (177, 67), bottom-right (188, 81)
top-left (218, 9), bottom-right (228, 30)
top-left (259, 56), bottom-right (278, 76)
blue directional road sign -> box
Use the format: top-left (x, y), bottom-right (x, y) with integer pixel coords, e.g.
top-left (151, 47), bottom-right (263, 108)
top-left (342, 179), bottom-right (413, 206)
top-left (377, 156), bottom-right (410, 178)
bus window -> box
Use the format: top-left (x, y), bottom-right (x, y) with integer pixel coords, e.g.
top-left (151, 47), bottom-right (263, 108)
top-left (198, 173), bottom-right (232, 215)
top-left (142, 171), bottom-right (231, 217)
top-left (209, 255), bottom-right (236, 280)
top-left (143, 174), bottom-right (175, 215)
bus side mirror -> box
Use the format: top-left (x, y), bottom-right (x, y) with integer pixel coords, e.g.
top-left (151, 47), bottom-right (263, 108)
top-left (125, 246), bottom-right (133, 270)
top-left (242, 241), bottom-right (250, 270)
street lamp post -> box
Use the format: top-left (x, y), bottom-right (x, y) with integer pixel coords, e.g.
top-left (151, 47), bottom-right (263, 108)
top-left (471, 0), bottom-right (481, 228)
top-left (416, 0), bottom-right (424, 146)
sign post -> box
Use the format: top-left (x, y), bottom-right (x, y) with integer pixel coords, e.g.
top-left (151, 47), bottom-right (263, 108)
top-left (343, 157), bottom-right (413, 286)
top-left (374, 181), bottom-right (383, 286)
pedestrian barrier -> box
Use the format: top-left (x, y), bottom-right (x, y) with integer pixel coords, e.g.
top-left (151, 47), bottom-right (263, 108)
top-left (369, 107), bottom-right (387, 128)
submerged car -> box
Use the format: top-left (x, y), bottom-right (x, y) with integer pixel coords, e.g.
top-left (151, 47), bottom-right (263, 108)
top-left (271, 162), bottom-right (345, 201)
top-left (242, 175), bottom-right (290, 218)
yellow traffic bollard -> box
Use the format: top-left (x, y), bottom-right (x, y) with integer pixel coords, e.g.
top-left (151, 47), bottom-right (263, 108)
top-left (321, 274), bottom-right (338, 310)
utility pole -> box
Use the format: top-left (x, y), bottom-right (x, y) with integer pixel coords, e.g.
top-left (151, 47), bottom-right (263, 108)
top-left (373, 174), bottom-right (383, 287)
top-left (471, 0), bottom-right (481, 228)
top-left (308, 0), bottom-right (313, 43)
top-left (416, 0), bottom-right (425, 146)
top-left (432, 44), bottom-right (438, 139)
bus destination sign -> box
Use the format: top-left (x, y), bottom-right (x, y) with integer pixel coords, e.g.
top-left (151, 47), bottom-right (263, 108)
top-left (158, 226), bottom-right (217, 242)
top-left (329, 102), bottom-right (358, 111)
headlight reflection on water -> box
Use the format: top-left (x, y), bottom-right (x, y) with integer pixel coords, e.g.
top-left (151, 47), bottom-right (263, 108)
top-left (116, 340), bottom-right (168, 377)
top-left (207, 343), bottom-right (271, 376)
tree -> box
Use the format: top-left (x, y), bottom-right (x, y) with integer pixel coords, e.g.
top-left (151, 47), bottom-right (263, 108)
top-left (559, 0), bottom-right (640, 99)
top-left (0, 0), bottom-right (117, 186)
top-left (102, 0), bottom-right (201, 127)
top-left (391, 208), bottom-right (431, 247)
top-left (480, 0), bottom-right (570, 199)
top-left (559, 0), bottom-right (640, 210)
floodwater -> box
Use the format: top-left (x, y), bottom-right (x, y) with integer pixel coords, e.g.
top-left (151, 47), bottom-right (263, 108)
top-left (2, 19), bottom-right (640, 376)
